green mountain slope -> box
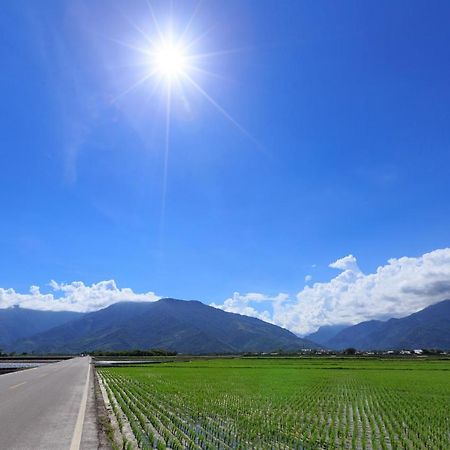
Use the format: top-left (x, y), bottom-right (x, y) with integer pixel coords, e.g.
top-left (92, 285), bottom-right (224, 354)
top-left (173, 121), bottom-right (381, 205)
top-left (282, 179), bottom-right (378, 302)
top-left (327, 299), bottom-right (450, 350)
top-left (13, 298), bottom-right (319, 354)
top-left (0, 307), bottom-right (83, 351)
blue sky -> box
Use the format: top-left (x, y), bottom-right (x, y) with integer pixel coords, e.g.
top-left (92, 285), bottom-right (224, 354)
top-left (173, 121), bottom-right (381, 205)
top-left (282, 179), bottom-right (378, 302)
top-left (1, 1), bottom-right (450, 330)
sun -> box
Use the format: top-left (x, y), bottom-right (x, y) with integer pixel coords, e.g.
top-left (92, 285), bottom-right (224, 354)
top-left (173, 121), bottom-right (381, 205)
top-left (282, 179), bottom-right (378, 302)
top-left (112, 14), bottom-right (257, 145)
top-left (112, 6), bottom-right (259, 234)
top-left (153, 42), bottom-right (188, 79)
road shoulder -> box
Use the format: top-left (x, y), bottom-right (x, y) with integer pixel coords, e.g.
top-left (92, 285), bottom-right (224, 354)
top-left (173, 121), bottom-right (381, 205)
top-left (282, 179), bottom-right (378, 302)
top-left (81, 363), bottom-right (111, 450)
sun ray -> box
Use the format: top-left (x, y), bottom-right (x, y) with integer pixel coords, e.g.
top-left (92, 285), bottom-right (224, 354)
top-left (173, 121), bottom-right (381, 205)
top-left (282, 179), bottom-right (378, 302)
top-left (107, 37), bottom-right (153, 57)
top-left (187, 46), bottom-right (255, 60)
top-left (111, 69), bottom-right (158, 103)
top-left (178, 0), bottom-right (203, 43)
top-left (185, 65), bottom-right (234, 83)
top-left (173, 76), bottom-right (193, 117)
top-left (145, 0), bottom-right (165, 43)
top-left (116, 7), bottom-right (154, 48)
top-left (184, 74), bottom-right (262, 149)
top-left (160, 82), bottom-right (172, 235)
top-left (183, 24), bottom-right (218, 52)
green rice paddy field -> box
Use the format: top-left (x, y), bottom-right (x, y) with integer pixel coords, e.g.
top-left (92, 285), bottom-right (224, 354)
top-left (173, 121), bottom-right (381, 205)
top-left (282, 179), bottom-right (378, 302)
top-left (98, 358), bottom-right (450, 449)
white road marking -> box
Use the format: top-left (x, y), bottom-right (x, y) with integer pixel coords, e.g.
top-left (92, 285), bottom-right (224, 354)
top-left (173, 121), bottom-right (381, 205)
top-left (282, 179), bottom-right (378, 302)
top-left (69, 360), bottom-right (90, 450)
top-left (9, 381), bottom-right (27, 390)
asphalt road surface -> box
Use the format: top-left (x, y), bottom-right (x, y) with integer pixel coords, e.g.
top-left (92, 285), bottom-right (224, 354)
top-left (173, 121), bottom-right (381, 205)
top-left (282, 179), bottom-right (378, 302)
top-left (0, 356), bottom-right (97, 450)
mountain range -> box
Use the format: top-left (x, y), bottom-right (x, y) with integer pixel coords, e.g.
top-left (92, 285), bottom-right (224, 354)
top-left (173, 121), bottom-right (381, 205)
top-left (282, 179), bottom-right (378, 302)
top-left (317, 299), bottom-right (450, 350)
top-left (10, 298), bottom-right (317, 354)
top-left (0, 307), bottom-right (82, 351)
top-left (2, 298), bottom-right (449, 354)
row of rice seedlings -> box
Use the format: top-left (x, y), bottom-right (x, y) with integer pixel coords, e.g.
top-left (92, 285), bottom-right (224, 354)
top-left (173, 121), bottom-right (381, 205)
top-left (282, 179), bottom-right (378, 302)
top-left (104, 373), bottom-right (182, 449)
top-left (99, 364), bottom-right (449, 450)
top-left (109, 373), bottom-right (245, 449)
top-left (100, 372), bottom-right (138, 450)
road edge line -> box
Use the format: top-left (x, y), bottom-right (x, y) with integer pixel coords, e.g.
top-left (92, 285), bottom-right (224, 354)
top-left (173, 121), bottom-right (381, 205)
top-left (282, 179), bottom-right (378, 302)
top-left (70, 358), bottom-right (91, 450)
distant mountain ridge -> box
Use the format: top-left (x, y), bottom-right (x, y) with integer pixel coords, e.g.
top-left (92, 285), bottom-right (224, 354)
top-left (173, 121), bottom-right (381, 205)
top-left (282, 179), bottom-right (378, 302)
top-left (326, 299), bottom-right (450, 350)
top-left (5, 298), bottom-right (450, 354)
top-left (12, 298), bottom-right (319, 354)
top-left (304, 324), bottom-right (350, 346)
top-left (0, 307), bottom-right (83, 351)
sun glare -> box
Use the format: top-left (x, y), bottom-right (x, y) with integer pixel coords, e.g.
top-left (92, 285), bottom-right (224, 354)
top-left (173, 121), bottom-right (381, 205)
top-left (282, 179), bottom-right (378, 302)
top-left (153, 42), bottom-right (187, 79)
top-left (111, 5), bottom-right (260, 236)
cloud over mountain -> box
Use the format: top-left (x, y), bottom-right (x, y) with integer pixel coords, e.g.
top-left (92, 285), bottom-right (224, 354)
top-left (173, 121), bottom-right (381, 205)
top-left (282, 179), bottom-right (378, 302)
top-left (1, 248), bottom-right (450, 335)
top-left (214, 248), bottom-right (450, 335)
top-left (0, 280), bottom-right (159, 312)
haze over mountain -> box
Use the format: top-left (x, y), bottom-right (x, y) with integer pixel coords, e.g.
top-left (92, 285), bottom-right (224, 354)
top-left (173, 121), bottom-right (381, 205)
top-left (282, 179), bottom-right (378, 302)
top-left (12, 298), bottom-right (318, 354)
top-left (304, 324), bottom-right (350, 346)
top-left (0, 307), bottom-right (83, 351)
top-left (326, 299), bottom-right (450, 350)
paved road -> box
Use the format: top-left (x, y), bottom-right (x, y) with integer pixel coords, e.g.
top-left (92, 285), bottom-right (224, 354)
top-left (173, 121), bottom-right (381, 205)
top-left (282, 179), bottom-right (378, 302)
top-left (0, 356), bottom-right (96, 450)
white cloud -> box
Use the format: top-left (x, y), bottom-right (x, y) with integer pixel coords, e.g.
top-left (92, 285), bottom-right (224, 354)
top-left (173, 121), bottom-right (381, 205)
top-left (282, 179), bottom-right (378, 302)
top-left (213, 248), bottom-right (450, 336)
top-left (0, 280), bottom-right (159, 312)
top-left (329, 254), bottom-right (360, 272)
top-left (2, 248), bottom-right (450, 336)
top-left (211, 292), bottom-right (288, 324)
top-left (304, 275), bottom-right (312, 283)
